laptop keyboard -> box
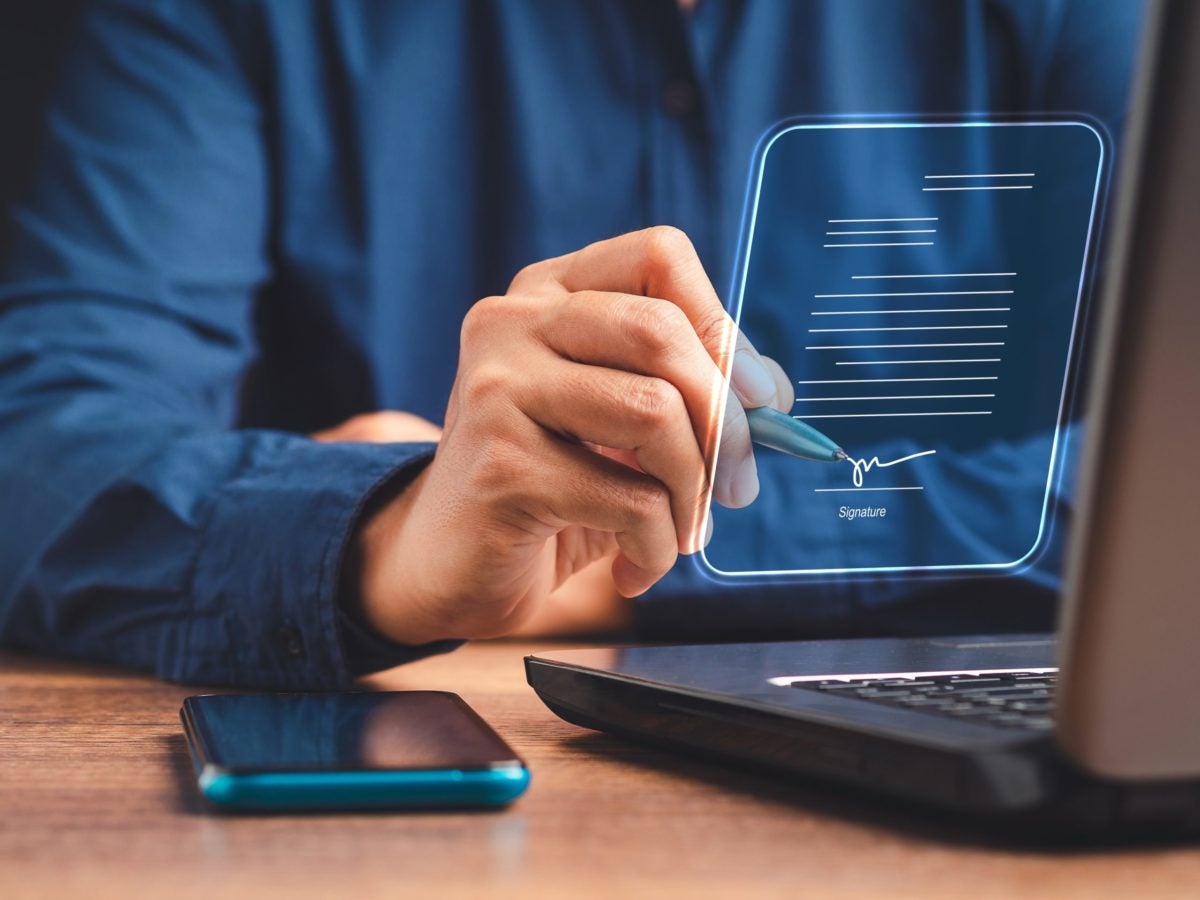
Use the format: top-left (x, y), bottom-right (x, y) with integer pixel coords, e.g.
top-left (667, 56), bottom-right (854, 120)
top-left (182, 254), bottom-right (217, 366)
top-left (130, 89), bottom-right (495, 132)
top-left (790, 671), bottom-right (1057, 731)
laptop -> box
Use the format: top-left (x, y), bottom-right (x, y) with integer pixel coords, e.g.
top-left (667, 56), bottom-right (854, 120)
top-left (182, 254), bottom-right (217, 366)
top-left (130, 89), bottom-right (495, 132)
top-left (526, 0), bottom-right (1200, 836)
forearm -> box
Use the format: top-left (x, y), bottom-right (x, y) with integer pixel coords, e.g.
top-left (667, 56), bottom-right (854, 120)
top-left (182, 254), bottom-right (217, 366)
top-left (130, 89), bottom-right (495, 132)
top-left (0, 302), bottom-right (454, 687)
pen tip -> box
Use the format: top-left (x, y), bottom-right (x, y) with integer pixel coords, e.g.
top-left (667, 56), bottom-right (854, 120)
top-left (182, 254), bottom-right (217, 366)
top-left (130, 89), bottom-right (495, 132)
top-left (834, 449), bottom-right (849, 462)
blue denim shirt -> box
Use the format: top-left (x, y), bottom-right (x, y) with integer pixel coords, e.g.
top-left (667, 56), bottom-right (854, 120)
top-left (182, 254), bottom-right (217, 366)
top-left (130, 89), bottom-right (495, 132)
top-left (0, 0), bottom-right (1142, 688)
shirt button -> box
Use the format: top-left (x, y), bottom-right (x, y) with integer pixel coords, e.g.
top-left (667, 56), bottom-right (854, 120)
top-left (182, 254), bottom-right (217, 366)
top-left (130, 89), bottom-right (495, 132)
top-left (662, 79), bottom-right (698, 118)
top-left (275, 625), bottom-right (305, 658)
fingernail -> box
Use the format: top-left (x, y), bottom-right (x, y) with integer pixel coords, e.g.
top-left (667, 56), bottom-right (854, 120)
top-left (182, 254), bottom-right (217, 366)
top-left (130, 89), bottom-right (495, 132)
top-left (730, 457), bottom-right (760, 508)
top-left (731, 350), bottom-right (776, 407)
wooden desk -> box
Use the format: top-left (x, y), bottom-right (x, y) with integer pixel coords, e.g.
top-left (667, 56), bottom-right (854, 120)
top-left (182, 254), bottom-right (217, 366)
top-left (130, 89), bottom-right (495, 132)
top-left (2, 643), bottom-right (1198, 899)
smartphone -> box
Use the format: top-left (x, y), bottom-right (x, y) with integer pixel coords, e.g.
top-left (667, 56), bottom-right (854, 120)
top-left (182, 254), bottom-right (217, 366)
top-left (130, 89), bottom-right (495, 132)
top-left (180, 690), bottom-right (529, 811)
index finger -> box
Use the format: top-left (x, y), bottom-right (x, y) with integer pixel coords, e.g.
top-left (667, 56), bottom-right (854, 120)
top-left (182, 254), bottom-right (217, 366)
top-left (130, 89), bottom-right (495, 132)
top-left (554, 227), bottom-right (736, 369)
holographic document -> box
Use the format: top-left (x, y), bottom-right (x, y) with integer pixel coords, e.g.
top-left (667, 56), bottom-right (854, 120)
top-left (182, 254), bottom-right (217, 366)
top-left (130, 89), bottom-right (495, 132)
top-left (703, 121), bottom-right (1105, 578)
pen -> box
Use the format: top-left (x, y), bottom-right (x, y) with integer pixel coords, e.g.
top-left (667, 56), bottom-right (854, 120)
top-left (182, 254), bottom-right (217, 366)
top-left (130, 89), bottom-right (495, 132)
top-left (745, 406), bottom-right (847, 463)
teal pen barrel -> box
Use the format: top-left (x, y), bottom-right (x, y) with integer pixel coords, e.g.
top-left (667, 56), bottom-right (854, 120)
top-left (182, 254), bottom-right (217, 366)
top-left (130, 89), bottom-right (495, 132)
top-left (745, 406), bottom-right (844, 463)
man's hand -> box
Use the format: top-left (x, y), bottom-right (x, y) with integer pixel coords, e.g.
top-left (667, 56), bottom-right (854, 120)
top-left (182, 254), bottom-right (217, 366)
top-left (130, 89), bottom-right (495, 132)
top-left (351, 227), bottom-right (793, 645)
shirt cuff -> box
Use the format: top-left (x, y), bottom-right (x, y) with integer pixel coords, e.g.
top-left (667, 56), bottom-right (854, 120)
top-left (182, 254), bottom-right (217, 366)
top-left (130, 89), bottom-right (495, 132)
top-left (336, 603), bottom-right (463, 677)
top-left (183, 435), bottom-right (453, 689)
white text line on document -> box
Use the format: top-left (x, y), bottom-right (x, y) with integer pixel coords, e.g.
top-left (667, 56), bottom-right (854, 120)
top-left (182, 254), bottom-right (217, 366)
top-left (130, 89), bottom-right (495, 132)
top-left (808, 325), bottom-right (1008, 333)
top-left (924, 173), bottom-right (1035, 179)
top-left (796, 376), bottom-right (999, 384)
top-left (828, 217), bottom-right (938, 223)
top-left (825, 229), bottom-right (937, 235)
top-left (922, 185), bottom-right (1033, 192)
top-left (797, 411), bottom-right (993, 418)
top-left (814, 290), bottom-right (1013, 298)
top-left (806, 342), bottom-right (1005, 350)
top-left (794, 393), bottom-right (995, 402)
top-left (815, 486), bottom-right (924, 493)
top-left (811, 307), bottom-right (1011, 315)
top-left (825, 242), bottom-right (935, 248)
top-left (852, 272), bottom-right (1016, 279)
top-left (835, 358), bottom-right (1001, 366)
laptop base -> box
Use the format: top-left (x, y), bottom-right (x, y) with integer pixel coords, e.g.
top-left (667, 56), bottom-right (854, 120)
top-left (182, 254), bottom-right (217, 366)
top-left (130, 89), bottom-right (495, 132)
top-left (527, 642), bottom-right (1200, 840)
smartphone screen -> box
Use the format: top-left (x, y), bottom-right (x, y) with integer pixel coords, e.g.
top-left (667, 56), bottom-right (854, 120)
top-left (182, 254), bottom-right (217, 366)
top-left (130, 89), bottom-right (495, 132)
top-left (183, 691), bottom-right (522, 773)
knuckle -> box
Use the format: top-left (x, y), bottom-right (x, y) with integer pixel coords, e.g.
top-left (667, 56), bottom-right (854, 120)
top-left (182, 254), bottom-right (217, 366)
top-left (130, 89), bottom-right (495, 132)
top-left (640, 225), bottom-right (695, 270)
top-left (457, 361), bottom-right (511, 408)
top-left (625, 481), bottom-right (671, 527)
top-left (461, 295), bottom-right (506, 345)
top-left (469, 433), bottom-right (530, 503)
top-left (694, 308), bottom-right (734, 355)
top-left (624, 377), bottom-right (680, 427)
top-left (618, 297), bottom-right (689, 356)
top-left (508, 258), bottom-right (553, 292)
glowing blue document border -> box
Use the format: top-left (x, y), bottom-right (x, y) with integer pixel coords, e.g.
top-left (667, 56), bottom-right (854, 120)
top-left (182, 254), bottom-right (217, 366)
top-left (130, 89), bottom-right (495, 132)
top-left (700, 118), bottom-right (1107, 580)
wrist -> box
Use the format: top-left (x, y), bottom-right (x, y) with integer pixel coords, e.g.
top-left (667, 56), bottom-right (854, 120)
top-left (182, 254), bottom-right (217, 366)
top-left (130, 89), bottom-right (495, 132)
top-left (349, 463), bottom-right (445, 646)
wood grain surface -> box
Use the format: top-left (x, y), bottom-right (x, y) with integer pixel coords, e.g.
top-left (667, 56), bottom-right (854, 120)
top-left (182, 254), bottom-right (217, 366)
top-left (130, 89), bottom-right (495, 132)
top-left (2, 641), bottom-right (1198, 899)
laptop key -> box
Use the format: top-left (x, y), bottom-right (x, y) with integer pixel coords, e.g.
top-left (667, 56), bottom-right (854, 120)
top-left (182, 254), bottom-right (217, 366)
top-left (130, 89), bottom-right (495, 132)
top-left (974, 691), bottom-right (1052, 703)
top-left (944, 706), bottom-right (1002, 717)
top-left (789, 673), bottom-right (1059, 732)
top-left (809, 681), bottom-right (863, 690)
top-left (988, 713), bottom-right (1055, 729)
top-left (1008, 700), bottom-right (1055, 712)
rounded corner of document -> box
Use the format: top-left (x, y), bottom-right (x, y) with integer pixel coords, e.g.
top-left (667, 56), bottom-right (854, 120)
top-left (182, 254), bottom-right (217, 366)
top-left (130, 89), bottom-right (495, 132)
top-left (696, 548), bottom-right (736, 582)
top-left (1061, 115), bottom-right (1110, 159)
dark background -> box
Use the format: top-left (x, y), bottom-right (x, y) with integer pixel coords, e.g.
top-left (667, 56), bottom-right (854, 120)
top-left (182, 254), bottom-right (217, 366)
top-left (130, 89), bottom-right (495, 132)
top-left (0, 2), bottom-right (85, 252)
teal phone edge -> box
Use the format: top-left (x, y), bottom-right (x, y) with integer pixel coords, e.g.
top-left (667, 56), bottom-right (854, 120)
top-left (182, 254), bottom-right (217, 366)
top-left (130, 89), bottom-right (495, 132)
top-left (194, 763), bottom-right (531, 811)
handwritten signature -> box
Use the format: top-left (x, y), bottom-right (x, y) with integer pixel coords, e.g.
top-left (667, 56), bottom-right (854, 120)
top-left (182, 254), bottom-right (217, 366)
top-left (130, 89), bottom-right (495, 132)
top-left (843, 449), bottom-right (937, 487)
